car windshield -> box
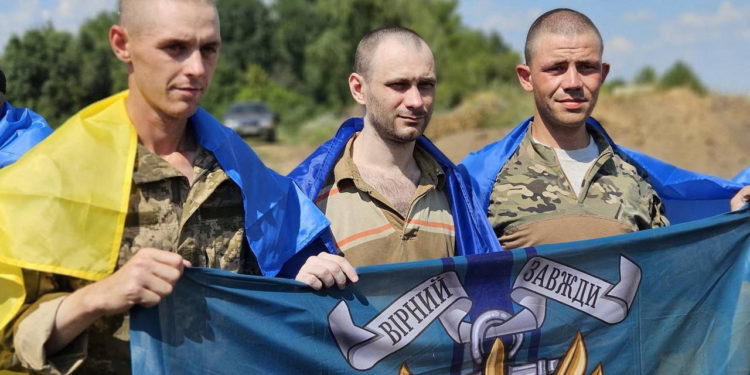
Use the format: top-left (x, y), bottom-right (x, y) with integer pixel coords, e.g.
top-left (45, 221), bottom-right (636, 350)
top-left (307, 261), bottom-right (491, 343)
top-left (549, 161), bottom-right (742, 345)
top-left (228, 103), bottom-right (268, 115)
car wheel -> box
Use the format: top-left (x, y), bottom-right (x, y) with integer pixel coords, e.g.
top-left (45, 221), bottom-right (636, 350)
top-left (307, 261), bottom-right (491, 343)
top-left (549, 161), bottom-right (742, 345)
top-left (264, 129), bottom-right (276, 143)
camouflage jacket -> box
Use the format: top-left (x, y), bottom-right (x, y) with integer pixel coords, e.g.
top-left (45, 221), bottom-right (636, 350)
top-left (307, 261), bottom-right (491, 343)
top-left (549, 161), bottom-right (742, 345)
top-left (2, 143), bottom-right (257, 375)
top-left (487, 126), bottom-right (669, 250)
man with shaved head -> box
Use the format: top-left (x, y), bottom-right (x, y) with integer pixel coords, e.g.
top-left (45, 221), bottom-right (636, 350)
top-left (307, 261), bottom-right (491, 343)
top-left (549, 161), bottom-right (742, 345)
top-left (0, 0), bottom-right (329, 373)
top-left (286, 26), bottom-right (499, 290)
top-left (461, 8), bottom-right (668, 249)
top-left (461, 8), bottom-right (748, 250)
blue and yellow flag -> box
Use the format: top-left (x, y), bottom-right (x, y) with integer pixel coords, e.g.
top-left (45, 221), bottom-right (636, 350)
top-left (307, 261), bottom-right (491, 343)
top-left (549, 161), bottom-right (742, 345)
top-left (0, 91), bottom-right (330, 330)
top-left (0, 93), bottom-right (135, 329)
top-left (131, 208), bottom-right (750, 374)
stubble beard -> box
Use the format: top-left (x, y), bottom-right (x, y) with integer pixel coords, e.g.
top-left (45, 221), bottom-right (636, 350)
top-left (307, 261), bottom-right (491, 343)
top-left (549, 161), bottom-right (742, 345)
top-left (369, 112), bottom-right (430, 144)
top-left (366, 93), bottom-right (431, 144)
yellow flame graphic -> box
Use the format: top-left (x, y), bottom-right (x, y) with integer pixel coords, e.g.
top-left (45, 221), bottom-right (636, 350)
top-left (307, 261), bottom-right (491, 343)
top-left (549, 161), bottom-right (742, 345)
top-left (554, 331), bottom-right (603, 375)
top-left (484, 338), bottom-right (506, 375)
top-left (399, 362), bottom-right (412, 375)
top-left (398, 330), bottom-right (604, 374)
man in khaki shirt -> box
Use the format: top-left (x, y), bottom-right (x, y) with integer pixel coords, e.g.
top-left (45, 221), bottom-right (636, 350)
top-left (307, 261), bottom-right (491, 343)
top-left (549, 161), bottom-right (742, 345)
top-left (287, 27), bottom-right (500, 290)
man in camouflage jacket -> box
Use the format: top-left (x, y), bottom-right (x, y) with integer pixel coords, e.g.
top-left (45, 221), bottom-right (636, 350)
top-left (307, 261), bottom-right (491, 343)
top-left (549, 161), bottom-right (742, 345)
top-left (0, 1), bottom-right (328, 374)
top-left (479, 119), bottom-right (668, 250)
top-left (460, 8), bottom-right (747, 250)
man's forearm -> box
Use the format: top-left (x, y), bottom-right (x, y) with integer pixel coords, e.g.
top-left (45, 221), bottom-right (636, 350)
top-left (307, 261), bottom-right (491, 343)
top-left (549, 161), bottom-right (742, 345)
top-left (44, 283), bottom-right (104, 355)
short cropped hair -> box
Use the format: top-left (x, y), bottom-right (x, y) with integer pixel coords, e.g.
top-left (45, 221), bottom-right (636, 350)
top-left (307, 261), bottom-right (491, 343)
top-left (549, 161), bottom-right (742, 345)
top-left (354, 26), bottom-right (427, 79)
top-left (524, 8), bottom-right (603, 66)
top-left (118, 0), bottom-right (216, 31)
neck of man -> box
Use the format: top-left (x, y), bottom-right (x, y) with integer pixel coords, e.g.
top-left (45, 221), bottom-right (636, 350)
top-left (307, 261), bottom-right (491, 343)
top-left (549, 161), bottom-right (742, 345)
top-left (126, 89), bottom-right (193, 156)
top-left (530, 113), bottom-right (590, 150)
top-left (352, 122), bottom-right (419, 179)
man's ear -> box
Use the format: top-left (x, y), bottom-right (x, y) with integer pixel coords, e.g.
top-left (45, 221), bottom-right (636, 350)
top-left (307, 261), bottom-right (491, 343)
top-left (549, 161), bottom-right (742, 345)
top-left (348, 73), bottom-right (366, 105)
top-left (109, 25), bottom-right (131, 63)
top-left (516, 64), bottom-right (534, 92)
top-left (601, 62), bottom-right (611, 84)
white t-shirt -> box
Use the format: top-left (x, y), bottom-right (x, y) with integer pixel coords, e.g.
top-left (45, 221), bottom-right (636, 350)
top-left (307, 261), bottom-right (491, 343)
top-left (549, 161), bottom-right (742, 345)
top-left (533, 135), bottom-right (599, 197)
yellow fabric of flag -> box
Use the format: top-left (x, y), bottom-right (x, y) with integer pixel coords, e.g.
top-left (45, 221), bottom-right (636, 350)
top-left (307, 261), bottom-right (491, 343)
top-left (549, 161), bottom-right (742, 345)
top-left (0, 91), bottom-right (137, 329)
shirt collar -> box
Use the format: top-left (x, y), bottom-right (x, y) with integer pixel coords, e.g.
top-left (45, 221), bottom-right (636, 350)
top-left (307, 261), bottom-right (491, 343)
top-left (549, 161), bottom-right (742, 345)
top-left (332, 133), bottom-right (445, 191)
top-left (132, 125), bottom-right (217, 185)
top-left (522, 122), bottom-right (613, 165)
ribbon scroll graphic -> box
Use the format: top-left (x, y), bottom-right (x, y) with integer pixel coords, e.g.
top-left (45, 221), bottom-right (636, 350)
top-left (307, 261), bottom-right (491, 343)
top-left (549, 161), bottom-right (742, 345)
top-left (328, 256), bottom-right (641, 370)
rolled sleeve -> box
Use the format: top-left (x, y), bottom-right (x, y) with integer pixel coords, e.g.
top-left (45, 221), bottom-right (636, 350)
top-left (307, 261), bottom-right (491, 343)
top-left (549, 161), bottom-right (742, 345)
top-left (13, 294), bottom-right (88, 375)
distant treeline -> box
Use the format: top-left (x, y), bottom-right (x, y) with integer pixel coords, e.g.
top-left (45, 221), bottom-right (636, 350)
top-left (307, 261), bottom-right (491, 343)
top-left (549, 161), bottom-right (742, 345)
top-left (0, 0), bottom-right (520, 130)
top-left (604, 62), bottom-right (707, 95)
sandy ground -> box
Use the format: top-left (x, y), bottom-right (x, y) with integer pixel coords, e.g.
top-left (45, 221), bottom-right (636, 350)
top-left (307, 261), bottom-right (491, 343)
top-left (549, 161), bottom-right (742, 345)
top-left (252, 89), bottom-right (749, 180)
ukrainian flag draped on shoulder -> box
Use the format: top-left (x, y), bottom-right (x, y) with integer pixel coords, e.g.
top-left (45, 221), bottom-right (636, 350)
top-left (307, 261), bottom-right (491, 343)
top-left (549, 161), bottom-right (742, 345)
top-left (0, 101), bottom-right (53, 168)
top-left (0, 91), bottom-right (330, 329)
top-left (459, 117), bottom-right (746, 224)
top-left (287, 117), bottom-right (502, 262)
top-left (734, 166), bottom-right (750, 184)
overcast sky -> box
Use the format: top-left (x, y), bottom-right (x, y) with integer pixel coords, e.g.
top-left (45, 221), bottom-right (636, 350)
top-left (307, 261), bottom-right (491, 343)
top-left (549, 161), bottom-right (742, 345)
top-left (1, 0), bottom-right (748, 95)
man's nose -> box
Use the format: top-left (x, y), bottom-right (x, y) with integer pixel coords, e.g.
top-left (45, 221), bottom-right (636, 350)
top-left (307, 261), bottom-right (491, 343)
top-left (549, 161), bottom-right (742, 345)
top-left (183, 49), bottom-right (206, 77)
top-left (403, 85), bottom-right (424, 109)
top-left (561, 66), bottom-right (583, 90)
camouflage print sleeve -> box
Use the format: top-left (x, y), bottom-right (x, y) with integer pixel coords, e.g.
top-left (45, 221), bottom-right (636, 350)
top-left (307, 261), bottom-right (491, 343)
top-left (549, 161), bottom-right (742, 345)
top-left (649, 189), bottom-right (670, 228)
top-left (640, 178), bottom-right (670, 229)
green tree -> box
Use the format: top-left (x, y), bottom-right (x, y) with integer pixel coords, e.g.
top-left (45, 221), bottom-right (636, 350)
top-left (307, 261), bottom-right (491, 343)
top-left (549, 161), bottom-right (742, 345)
top-left (202, 0), bottom-right (275, 115)
top-left (2, 25), bottom-right (80, 127)
top-left (0, 0), bottom-right (524, 136)
top-left (273, 0), bottom-right (519, 114)
top-left (295, 0), bottom-right (404, 111)
top-left (272, 0), bottom-right (326, 88)
top-left (659, 60), bottom-right (707, 94)
top-left (75, 11), bottom-right (127, 106)
top-left (236, 64), bottom-right (317, 130)
top-left (633, 66), bottom-right (656, 85)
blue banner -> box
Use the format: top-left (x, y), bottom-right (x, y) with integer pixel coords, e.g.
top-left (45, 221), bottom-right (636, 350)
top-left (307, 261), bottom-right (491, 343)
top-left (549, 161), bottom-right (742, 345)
top-left (131, 208), bottom-right (750, 374)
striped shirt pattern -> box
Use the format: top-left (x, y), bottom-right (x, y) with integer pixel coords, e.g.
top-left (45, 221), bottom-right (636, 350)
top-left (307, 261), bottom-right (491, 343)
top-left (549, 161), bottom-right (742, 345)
top-left (315, 136), bottom-right (455, 267)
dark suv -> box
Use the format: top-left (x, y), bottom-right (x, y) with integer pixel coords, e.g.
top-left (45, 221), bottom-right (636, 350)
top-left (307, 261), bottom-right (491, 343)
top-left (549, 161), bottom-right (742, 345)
top-left (223, 102), bottom-right (276, 142)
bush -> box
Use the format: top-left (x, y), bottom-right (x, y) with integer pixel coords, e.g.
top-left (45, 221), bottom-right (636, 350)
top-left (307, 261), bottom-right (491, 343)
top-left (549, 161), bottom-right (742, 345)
top-left (659, 61), bottom-right (707, 94)
top-left (634, 66), bottom-right (657, 85)
top-left (601, 77), bottom-right (627, 94)
top-left (235, 64), bottom-right (320, 136)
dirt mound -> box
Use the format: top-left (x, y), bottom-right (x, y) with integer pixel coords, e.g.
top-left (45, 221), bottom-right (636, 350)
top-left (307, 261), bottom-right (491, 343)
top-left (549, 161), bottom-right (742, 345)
top-left (594, 88), bottom-right (750, 179)
top-left (434, 89), bottom-right (749, 179)
top-left (257, 89), bottom-right (749, 180)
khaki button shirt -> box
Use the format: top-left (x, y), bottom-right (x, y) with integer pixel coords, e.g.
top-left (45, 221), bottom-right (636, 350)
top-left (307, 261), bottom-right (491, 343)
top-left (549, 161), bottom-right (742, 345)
top-left (315, 135), bottom-right (455, 267)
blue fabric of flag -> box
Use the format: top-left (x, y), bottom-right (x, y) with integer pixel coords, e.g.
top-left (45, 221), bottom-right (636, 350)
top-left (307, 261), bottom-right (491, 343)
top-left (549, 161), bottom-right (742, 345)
top-left (190, 107), bottom-right (331, 276)
top-left (459, 117), bottom-right (746, 224)
top-left (130, 207), bottom-right (750, 374)
top-left (0, 101), bottom-right (52, 168)
top-left (733, 166), bottom-right (750, 184)
top-left (286, 117), bottom-right (502, 263)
